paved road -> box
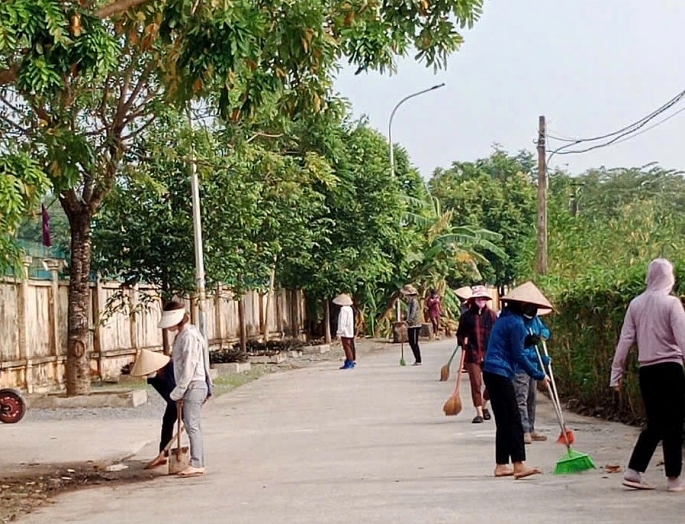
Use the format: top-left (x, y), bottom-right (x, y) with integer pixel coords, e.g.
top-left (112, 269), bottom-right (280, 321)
top-left (17, 339), bottom-right (684, 523)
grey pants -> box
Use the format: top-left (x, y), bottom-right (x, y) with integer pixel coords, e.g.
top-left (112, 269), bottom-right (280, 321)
top-left (513, 372), bottom-right (536, 434)
top-left (183, 381), bottom-right (207, 468)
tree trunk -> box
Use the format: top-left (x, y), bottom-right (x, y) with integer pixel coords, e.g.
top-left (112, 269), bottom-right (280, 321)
top-left (65, 211), bottom-right (94, 396)
top-left (324, 299), bottom-right (331, 344)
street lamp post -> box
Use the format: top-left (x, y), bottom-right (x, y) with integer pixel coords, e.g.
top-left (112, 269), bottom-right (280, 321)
top-left (388, 83), bottom-right (445, 323)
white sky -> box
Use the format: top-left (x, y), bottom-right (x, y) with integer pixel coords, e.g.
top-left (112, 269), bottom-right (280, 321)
top-left (334, 0), bottom-right (685, 177)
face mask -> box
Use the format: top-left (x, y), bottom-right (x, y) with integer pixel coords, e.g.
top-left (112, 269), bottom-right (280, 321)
top-left (522, 305), bottom-right (538, 319)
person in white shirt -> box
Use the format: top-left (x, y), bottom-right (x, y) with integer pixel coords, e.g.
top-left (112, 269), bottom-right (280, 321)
top-left (158, 300), bottom-right (211, 477)
top-left (333, 294), bottom-right (356, 370)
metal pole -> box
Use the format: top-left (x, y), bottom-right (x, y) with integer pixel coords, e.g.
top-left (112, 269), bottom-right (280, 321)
top-left (388, 83), bottom-right (445, 322)
top-left (187, 108), bottom-right (207, 340)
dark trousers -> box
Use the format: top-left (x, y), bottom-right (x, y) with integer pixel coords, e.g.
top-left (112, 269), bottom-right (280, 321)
top-left (628, 362), bottom-right (685, 478)
top-left (408, 327), bottom-right (422, 363)
top-left (483, 371), bottom-right (526, 465)
top-left (341, 337), bottom-right (356, 362)
top-left (160, 401), bottom-right (177, 454)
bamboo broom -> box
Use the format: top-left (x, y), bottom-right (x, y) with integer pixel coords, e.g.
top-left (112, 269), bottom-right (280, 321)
top-left (443, 347), bottom-right (466, 416)
top-left (439, 344), bottom-right (460, 382)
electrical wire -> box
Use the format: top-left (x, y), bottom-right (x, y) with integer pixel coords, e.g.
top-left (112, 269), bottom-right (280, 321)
top-left (546, 87), bottom-right (685, 162)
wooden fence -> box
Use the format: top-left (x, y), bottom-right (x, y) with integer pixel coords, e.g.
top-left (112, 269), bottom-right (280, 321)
top-left (0, 257), bottom-right (305, 393)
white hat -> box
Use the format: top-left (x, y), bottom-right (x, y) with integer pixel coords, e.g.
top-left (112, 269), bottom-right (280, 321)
top-left (332, 293), bottom-right (353, 306)
top-left (501, 281), bottom-right (554, 310)
top-left (158, 307), bottom-right (186, 329)
top-left (130, 349), bottom-right (170, 377)
top-left (469, 285), bottom-right (492, 300)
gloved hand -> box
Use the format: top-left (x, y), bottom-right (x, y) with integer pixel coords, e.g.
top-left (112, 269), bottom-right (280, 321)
top-left (523, 333), bottom-right (541, 347)
top-left (541, 355), bottom-right (551, 367)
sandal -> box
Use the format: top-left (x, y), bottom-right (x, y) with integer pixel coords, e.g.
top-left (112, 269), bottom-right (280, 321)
top-left (622, 478), bottom-right (655, 490)
top-left (483, 408), bottom-right (491, 421)
top-left (177, 466), bottom-right (205, 478)
top-left (494, 468), bottom-right (514, 478)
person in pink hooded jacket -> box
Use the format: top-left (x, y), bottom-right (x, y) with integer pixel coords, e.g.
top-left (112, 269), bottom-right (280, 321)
top-left (611, 258), bottom-right (685, 492)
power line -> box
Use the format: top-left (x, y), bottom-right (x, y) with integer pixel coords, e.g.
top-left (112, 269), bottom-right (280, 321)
top-left (546, 87), bottom-right (685, 162)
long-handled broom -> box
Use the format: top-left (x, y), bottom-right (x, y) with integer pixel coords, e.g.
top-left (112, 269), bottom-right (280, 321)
top-left (440, 345), bottom-right (460, 382)
top-left (443, 347), bottom-right (466, 416)
top-left (533, 343), bottom-right (595, 474)
top-left (541, 340), bottom-right (575, 445)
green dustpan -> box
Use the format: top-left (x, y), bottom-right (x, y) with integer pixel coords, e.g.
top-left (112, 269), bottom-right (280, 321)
top-left (554, 448), bottom-right (596, 475)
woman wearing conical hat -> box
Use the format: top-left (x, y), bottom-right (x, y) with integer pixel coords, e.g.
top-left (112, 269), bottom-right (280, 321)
top-left (482, 282), bottom-right (551, 479)
top-left (456, 285), bottom-right (497, 424)
top-left (333, 294), bottom-right (356, 370)
top-left (130, 348), bottom-right (176, 469)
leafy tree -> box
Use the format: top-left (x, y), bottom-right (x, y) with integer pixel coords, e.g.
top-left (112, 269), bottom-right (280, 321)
top-left (0, 0), bottom-right (485, 394)
top-left (428, 149), bottom-right (537, 285)
top-left (0, 154), bottom-right (50, 272)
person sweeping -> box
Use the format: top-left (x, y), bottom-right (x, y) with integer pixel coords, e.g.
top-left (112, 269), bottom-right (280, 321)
top-left (611, 258), bottom-right (685, 492)
top-left (129, 349), bottom-right (177, 469)
top-left (482, 282), bottom-right (551, 479)
top-left (456, 285), bottom-right (497, 423)
top-left (159, 300), bottom-right (212, 478)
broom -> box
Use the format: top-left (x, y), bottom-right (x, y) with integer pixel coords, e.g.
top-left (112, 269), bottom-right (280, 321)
top-left (533, 343), bottom-right (595, 474)
top-left (443, 347), bottom-right (465, 416)
top-left (541, 340), bottom-right (575, 445)
top-left (439, 345), bottom-right (460, 382)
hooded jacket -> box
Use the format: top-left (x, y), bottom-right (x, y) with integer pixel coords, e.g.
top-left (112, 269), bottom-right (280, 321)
top-left (610, 258), bottom-right (685, 387)
top-left (483, 308), bottom-right (546, 381)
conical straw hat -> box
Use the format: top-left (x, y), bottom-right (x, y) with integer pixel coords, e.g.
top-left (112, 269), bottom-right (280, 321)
top-left (501, 282), bottom-right (553, 310)
top-left (454, 286), bottom-right (473, 301)
top-left (332, 293), bottom-right (353, 306)
top-left (401, 284), bottom-right (418, 295)
top-left (130, 349), bottom-right (170, 377)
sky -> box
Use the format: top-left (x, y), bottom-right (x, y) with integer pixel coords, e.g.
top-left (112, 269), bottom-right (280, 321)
top-left (334, 0), bottom-right (685, 178)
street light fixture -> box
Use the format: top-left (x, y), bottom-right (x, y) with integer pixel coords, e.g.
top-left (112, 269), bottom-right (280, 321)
top-left (388, 83), bottom-right (445, 184)
top-left (388, 83), bottom-right (445, 323)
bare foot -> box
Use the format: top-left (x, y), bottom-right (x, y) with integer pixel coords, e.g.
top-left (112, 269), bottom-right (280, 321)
top-left (514, 467), bottom-right (542, 480)
top-left (494, 465), bottom-right (514, 477)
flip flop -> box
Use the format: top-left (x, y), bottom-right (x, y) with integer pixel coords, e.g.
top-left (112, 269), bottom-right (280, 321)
top-left (514, 467), bottom-right (542, 480)
top-left (494, 470), bottom-right (514, 478)
top-left (622, 478), bottom-right (655, 490)
top-left (177, 466), bottom-right (205, 478)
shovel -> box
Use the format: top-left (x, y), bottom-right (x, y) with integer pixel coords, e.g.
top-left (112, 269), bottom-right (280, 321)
top-left (168, 401), bottom-right (190, 475)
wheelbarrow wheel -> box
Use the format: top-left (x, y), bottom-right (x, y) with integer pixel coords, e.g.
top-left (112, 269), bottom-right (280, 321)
top-left (0, 388), bottom-right (26, 424)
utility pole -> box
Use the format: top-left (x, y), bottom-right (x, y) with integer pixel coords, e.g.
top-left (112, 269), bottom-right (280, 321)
top-left (536, 115), bottom-right (548, 275)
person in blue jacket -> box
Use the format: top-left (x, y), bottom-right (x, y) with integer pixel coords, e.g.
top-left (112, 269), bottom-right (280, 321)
top-left (515, 314), bottom-right (551, 444)
top-left (483, 282), bottom-right (551, 480)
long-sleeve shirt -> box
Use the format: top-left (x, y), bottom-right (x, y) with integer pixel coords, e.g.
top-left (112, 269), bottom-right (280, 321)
top-left (456, 304), bottom-right (497, 364)
top-left (515, 316), bottom-right (551, 375)
top-left (170, 324), bottom-right (210, 401)
top-left (483, 308), bottom-right (546, 382)
top-left (406, 298), bottom-right (421, 328)
top-left (610, 258), bottom-right (685, 387)
top-left (336, 305), bottom-right (354, 338)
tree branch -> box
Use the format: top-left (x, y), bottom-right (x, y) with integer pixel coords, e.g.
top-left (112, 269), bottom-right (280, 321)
top-left (95, 0), bottom-right (153, 19)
